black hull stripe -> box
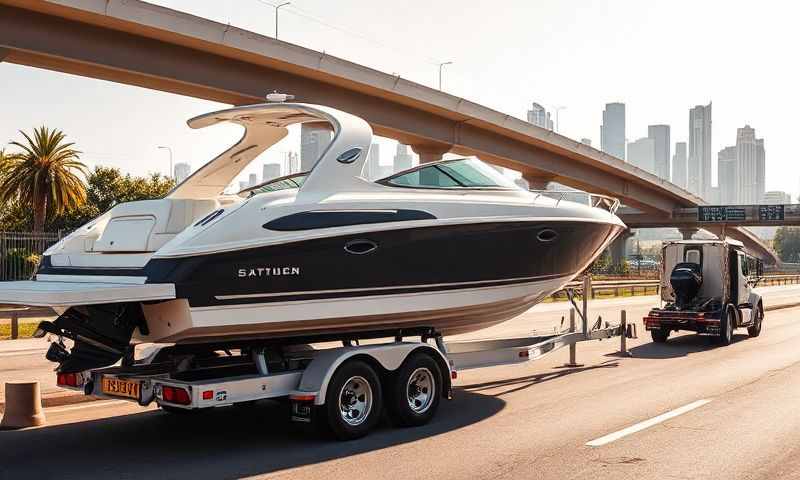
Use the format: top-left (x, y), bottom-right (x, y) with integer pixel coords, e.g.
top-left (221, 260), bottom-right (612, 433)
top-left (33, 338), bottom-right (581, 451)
top-left (209, 273), bottom-right (565, 306)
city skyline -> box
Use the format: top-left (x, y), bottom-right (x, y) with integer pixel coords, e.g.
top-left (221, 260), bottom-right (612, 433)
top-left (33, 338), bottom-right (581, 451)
top-left (1, 1), bottom-right (797, 199)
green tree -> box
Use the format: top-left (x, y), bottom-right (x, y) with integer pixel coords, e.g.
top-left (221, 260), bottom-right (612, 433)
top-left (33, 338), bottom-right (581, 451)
top-left (774, 227), bottom-right (800, 263)
top-left (49, 167), bottom-right (175, 231)
top-left (0, 127), bottom-right (87, 232)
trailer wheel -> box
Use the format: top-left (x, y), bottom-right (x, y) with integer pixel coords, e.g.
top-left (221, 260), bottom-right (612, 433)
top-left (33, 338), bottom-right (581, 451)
top-left (321, 360), bottom-right (382, 440)
top-left (386, 353), bottom-right (442, 427)
top-left (651, 328), bottom-right (670, 343)
top-left (747, 303), bottom-right (763, 338)
top-left (719, 305), bottom-right (735, 345)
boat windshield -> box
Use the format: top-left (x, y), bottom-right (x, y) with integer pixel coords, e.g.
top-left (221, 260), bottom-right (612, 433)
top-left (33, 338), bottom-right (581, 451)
top-left (378, 158), bottom-right (520, 190)
top-left (238, 172), bottom-right (309, 197)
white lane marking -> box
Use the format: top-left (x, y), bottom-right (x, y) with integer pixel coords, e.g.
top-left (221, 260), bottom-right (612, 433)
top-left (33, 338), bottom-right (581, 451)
top-left (586, 399), bottom-right (712, 447)
top-left (45, 400), bottom-right (128, 413)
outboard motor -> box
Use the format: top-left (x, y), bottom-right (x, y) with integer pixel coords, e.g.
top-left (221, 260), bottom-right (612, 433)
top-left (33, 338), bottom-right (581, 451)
top-left (670, 262), bottom-right (703, 309)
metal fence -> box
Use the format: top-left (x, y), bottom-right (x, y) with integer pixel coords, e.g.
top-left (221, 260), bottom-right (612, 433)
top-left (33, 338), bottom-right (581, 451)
top-left (0, 231), bottom-right (62, 281)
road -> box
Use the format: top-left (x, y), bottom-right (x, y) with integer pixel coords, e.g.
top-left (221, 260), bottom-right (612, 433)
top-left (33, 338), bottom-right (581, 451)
top-left (2, 285), bottom-right (800, 479)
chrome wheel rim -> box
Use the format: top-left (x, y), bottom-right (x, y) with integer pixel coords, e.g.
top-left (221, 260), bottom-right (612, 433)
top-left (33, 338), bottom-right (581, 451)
top-left (338, 376), bottom-right (372, 426)
top-left (406, 367), bottom-right (435, 414)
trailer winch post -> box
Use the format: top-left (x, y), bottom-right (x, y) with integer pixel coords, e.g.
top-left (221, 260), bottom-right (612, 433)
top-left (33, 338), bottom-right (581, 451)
top-left (563, 308), bottom-right (582, 367)
top-left (619, 310), bottom-right (632, 357)
top-left (582, 275), bottom-right (591, 337)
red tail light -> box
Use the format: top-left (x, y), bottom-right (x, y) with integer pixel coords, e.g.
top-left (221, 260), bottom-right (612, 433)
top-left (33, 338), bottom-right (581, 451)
top-left (162, 385), bottom-right (191, 405)
top-left (57, 372), bottom-right (79, 387)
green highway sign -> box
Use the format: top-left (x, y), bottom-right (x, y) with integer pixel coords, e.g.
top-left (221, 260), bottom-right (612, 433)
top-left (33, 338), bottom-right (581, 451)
top-left (758, 205), bottom-right (785, 221)
top-left (698, 206), bottom-right (746, 222)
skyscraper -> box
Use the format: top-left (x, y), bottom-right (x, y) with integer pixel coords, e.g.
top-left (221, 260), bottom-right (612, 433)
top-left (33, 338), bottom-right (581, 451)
top-left (300, 123), bottom-right (332, 171)
top-left (761, 190), bottom-right (791, 204)
top-left (717, 146), bottom-right (738, 205)
top-left (688, 103), bottom-right (712, 199)
top-left (601, 103), bottom-right (625, 160)
top-left (173, 162), bottom-right (191, 183)
top-left (648, 125), bottom-right (670, 181)
top-left (736, 125), bottom-right (761, 204)
top-left (527, 103), bottom-right (553, 130)
top-left (283, 151), bottom-right (300, 174)
top-left (756, 138), bottom-right (766, 204)
top-left (262, 163), bottom-right (281, 182)
top-left (672, 142), bottom-right (688, 189)
top-left (364, 143), bottom-right (381, 179)
top-left (248, 173), bottom-right (258, 187)
top-left (627, 137), bottom-right (656, 174)
top-left (393, 144), bottom-right (413, 173)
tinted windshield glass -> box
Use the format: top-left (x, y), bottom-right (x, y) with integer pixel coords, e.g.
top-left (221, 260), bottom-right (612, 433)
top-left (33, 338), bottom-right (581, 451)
top-left (239, 174), bottom-right (308, 197)
top-left (383, 158), bottom-right (519, 189)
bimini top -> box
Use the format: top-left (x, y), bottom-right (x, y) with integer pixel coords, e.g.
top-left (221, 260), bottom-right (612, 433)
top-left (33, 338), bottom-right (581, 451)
top-left (168, 103), bottom-right (372, 200)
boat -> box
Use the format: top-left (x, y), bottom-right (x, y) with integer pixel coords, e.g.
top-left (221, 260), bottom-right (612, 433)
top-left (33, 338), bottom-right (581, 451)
top-left (0, 99), bottom-right (625, 372)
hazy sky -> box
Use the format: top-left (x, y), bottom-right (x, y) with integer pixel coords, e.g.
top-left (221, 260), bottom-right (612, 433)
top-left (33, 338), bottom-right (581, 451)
top-left (1, 0), bottom-right (798, 196)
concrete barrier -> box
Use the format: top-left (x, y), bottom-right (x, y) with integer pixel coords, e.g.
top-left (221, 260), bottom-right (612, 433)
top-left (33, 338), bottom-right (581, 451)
top-left (0, 382), bottom-right (46, 429)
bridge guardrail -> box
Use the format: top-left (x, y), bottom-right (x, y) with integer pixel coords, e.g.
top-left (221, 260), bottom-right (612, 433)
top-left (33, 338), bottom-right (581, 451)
top-left (553, 274), bottom-right (800, 301)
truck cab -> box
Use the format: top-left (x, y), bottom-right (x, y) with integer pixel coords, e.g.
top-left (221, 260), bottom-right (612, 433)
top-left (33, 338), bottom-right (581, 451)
top-left (644, 238), bottom-right (764, 345)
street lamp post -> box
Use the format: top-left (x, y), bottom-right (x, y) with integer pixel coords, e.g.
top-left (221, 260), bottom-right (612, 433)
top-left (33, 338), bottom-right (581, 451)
top-left (158, 146), bottom-right (173, 179)
top-left (275, 2), bottom-right (291, 40)
top-left (438, 61), bottom-right (452, 91)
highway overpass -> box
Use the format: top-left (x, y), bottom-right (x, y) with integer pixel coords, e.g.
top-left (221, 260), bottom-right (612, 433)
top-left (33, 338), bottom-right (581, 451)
top-left (0, 0), bottom-right (778, 263)
top-left (621, 204), bottom-right (800, 228)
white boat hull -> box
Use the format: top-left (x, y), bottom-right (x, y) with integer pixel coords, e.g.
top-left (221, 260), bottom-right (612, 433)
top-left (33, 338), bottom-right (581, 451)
top-left (138, 275), bottom-right (572, 343)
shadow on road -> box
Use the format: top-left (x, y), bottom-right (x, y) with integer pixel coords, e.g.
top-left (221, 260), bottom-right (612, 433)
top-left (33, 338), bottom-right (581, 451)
top-left (628, 332), bottom-right (750, 359)
top-left (459, 362), bottom-right (619, 397)
top-left (0, 390), bottom-right (504, 479)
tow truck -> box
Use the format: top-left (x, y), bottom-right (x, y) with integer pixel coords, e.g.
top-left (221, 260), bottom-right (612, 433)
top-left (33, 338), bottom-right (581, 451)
top-left (644, 239), bottom-right (764, 345)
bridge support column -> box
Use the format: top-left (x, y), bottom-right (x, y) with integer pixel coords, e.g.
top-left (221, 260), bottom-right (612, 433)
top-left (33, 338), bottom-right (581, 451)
top-left (611, 229), bottom-right (635, 267)
top-left (410, 144), bottom-right (451, 164)
top-left (522, 172), bottom-right (556, 191)
top-left (678, 227), bottom-right (699, 240)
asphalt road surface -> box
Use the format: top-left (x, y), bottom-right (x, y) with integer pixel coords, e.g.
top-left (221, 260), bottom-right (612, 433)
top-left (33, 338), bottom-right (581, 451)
top-left (3, 285), bottom-right (800, 479)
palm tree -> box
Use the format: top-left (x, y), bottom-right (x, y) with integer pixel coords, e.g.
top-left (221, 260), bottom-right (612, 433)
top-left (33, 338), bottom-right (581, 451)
top-left (0, 127), bottom-right (87, 232)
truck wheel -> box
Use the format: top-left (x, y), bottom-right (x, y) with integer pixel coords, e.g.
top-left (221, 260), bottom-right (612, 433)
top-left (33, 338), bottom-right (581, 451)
top-left (651, 328), bottom-right (670, 343)
top-left (321, 360), bottom-right (382, 441)
top-left (386, 352), bottom-right (442, 427)
top-left (748, 303), bottom-right (764, 337)
top-left (719, 305), bottom-right (735, 345)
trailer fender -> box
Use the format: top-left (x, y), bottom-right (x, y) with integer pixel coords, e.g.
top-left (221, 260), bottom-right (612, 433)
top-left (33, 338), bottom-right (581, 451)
top-left (291, 343), bottom-right (448, 405)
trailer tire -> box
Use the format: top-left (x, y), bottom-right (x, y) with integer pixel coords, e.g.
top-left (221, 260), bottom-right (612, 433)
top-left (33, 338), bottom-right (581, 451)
top-left (320, 360), bottom-right (382, 441)
top-left (386, 352), bottom-right (442, 427)
top-left (651, 328), bottom-right (670, 343)
top-left (748, 303), bottom-right (763, 338)
top-left (719, 304), bottom-right (735, 345)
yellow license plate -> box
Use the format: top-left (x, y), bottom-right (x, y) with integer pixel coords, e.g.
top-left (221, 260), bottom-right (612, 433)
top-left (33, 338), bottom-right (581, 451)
top-left (101, 377), bottom-right (140, 400)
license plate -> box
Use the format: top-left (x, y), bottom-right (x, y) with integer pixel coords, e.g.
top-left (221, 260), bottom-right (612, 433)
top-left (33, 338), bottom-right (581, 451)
top-left (101, 377), bottom-right (140, 400)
